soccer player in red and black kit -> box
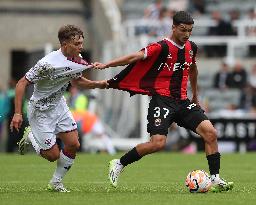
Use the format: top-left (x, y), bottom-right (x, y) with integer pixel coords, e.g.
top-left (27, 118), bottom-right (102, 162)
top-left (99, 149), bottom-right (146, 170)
top-left (93, 11), bottom-right (233, 192)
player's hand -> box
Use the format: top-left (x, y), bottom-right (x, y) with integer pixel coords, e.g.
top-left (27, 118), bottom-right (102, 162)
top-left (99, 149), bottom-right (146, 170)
top-left (93, 62), bottom-right (107, 70)
top-left (10, 113), bottom-right (23, 132)
top-left (97, 80), bottom-right (109, 89)
top-left (70, 79), bottom-right (79, 87)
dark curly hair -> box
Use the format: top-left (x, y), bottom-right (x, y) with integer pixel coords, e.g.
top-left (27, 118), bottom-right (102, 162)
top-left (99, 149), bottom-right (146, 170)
top-left (58, 25), bottom-right (84, 45)
top-left (173, 11), bottom-right (194, 25)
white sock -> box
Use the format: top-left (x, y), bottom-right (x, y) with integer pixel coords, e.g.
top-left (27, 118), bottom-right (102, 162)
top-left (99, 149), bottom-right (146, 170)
top-left (51, 150), bottom-right (74, 183)
top-left (28, 132), bottom-right (41, 155)
top-left (117, 159), bottom-right (123, 167)
top-left (101, 134), bottom-right (116, 155)
top-left (211, 174), bottom-right (220, 181)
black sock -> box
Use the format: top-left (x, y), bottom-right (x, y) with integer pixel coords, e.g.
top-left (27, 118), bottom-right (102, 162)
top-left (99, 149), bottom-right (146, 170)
top-left (206, 152), bottom-right (220, 175)
top-left (120, 147), bottom-right (142, 167)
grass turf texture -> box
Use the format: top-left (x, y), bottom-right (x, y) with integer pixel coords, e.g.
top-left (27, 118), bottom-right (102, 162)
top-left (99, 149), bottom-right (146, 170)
top-left (0, 153), bottom-right (255, 205)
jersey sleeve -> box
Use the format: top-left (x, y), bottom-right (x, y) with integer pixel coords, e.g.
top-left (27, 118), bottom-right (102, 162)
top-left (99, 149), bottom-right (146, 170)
top-left (25, 61), bottom-right (52, 83)
top-left (190, 41), bottom-right (198, 64)
top-left (142, 42), bottom-right (162, 60)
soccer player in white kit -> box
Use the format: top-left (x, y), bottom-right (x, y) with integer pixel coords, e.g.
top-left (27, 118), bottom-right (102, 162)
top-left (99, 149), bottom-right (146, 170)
top-left (10, 25), bottom-right (107, 192)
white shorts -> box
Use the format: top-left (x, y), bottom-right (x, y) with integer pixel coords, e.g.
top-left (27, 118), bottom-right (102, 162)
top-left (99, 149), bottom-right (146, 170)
top-left (27, 100), bottom-right (77, 150)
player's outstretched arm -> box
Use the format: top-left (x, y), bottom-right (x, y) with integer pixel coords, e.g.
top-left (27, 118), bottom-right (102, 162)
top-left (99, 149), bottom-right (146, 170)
top-left (71, 77), bottom-right (108, 89)
top-left (93, 50), bottom-right (145, 69)
top-left (10, 77), bottom-right (30, 132)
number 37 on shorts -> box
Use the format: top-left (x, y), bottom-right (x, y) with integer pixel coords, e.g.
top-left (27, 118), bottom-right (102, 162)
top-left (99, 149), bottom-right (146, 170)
top-left (153, 102), bottom-right (196, 119)
top-left (153, 107), bottom-right (169, 118)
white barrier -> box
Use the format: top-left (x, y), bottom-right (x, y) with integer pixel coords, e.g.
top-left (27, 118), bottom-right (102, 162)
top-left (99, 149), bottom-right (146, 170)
top-left (123, 18), bottom-right (256, 38)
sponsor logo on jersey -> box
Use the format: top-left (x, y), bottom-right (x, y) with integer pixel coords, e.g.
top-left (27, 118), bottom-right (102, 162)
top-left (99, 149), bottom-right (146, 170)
top-left (158, 62), bottom-right (192, 72)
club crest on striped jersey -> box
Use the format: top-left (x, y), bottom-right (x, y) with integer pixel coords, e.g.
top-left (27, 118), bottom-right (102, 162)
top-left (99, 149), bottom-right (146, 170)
top-left (189, 50), bottom-right (193, 59)
top-left (167, 53), bottom-right (172, 59)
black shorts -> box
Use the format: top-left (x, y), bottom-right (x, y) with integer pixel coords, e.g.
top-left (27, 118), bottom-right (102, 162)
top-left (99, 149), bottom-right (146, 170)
top-left (147, 95), bottom-right (208, 136)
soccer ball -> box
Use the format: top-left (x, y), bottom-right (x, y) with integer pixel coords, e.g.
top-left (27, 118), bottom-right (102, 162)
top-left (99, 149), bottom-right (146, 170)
top-left (185, 170), bottom-right (212, 193)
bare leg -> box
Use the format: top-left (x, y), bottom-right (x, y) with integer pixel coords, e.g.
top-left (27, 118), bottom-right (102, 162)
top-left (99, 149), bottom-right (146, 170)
top-left (40, 144), bottom-right (60, 162)
top-left (196, 120), bottom-right (218, 155)
top-left (136, 134), bottom-right (167, 156)
top-left (119, 134), bottom-right (167, 167)
top-left (58, 130), bottom-right (80, 158)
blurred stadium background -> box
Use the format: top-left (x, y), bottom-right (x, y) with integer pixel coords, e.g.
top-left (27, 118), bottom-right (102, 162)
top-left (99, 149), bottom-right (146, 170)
top-left (0, 0), bottom-right (256, 154)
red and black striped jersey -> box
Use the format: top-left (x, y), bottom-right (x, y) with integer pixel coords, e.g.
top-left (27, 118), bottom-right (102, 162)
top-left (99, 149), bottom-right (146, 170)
top-left (108, 38), bottom-right (197, 100)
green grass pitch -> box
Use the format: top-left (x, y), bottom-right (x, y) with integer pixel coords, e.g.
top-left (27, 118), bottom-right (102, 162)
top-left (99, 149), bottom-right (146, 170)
top-left (0, 152), bottom-right (255, 205)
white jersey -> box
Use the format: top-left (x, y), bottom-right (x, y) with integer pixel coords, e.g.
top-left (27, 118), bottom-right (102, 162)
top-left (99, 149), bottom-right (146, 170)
top-left (25, 49), bottom-right (92, 111)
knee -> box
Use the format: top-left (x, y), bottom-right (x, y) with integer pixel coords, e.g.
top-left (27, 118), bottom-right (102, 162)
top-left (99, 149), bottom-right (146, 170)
top-left (152, 139), bottom-right (166, 152)
top-left (203, 128), bottom-right (217, 144)
top-left (75, 141), bottom-right (80, 150)
top-left (45, 152), bottom-right (60, 162)
top-left (66, 141), bottom-right (80, 151)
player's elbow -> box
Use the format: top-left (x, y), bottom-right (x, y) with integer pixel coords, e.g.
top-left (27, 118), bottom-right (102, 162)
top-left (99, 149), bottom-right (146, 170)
top-left (189, 69), bottom-right (198, 78)
top-left (16, 77), bottom-right (29, 90)
top-left (127, 52), bottom-right (144, 64)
